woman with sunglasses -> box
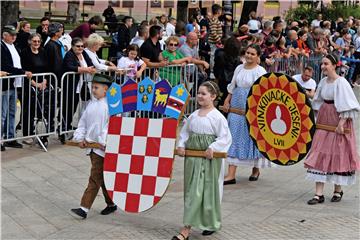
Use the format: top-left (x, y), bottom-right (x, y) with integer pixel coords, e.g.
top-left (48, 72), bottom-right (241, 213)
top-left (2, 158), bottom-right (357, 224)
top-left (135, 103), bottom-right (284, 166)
top-left (159, 36), bottom-right (191, 86)
top-left (20, 33), bottom-right (55, 146)
top-left (62, 37), bottom-right (96, 137)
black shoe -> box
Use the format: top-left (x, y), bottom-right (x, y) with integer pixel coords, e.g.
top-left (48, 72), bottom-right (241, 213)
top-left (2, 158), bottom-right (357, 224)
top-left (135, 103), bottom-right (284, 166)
top-left (59, 134), bottom-right (66, 144)
top-left (70, 208), bottom-right (87, 219)
top-left (307, 195), bottom-right (325, 205)
top-left (4, 140), bottom-right (23, 148)
top-left (40, 137), bottom-right (48, 147)
top-left (1, 144), bottom-right (5, 151)
top-left (224, 179), bottom-right (236, 185)
top-left (249, 173), bottom-right (260, 181)
top-left (331, 191), bottom-right (343, 202)
top-left (100, 205), bottom-right (117, 215)
top-left (202, 230), bottom-right (215, 236)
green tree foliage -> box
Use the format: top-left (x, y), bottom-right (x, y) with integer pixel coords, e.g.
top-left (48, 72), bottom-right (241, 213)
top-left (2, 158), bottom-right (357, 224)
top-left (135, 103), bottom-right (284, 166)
top-left (285, 3), bottom-right (360, 22)
top-left (1, 1), bottom-right (19, 28)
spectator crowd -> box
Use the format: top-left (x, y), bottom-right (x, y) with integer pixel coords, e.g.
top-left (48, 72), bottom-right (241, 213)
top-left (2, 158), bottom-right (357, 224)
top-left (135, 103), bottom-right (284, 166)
top-left (1, 3), bottom-right (360, 151)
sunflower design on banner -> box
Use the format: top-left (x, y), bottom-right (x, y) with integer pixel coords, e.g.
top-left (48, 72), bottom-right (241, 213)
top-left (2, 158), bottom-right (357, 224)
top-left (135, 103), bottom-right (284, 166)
top-left (246, 72), bottom-right (316, 166)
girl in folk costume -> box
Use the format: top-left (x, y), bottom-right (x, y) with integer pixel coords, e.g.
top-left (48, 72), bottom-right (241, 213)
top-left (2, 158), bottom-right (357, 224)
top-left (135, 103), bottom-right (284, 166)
top-left (305, 54), bottom-right (360, 205)
top-left (173, 81), bottom-right (232, 240)
top-left (223, 44), bottom-right (274, 185)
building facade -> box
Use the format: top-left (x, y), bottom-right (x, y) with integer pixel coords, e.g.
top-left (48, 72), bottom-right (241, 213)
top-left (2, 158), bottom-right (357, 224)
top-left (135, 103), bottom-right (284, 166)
top-left (19, 0), bottom-right (302, 24)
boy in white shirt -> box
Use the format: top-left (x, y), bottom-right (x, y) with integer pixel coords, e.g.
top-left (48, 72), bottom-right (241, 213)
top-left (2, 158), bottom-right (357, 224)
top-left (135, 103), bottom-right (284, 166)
top-left (70, 73), bottom-right (116, 219)
top-left (292, 66), bottom-right (317, 99)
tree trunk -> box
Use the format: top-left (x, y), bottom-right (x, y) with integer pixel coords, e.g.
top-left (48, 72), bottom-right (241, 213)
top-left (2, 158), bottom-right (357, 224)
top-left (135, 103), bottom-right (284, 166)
top-left (67, 1), bottom-right (81, 24)
top-left (239, 0), bottom-right (258, 26)
top-left (1, 1), bottom-right (19, 28)
top-left (177, 0), bottom-right (189, 23)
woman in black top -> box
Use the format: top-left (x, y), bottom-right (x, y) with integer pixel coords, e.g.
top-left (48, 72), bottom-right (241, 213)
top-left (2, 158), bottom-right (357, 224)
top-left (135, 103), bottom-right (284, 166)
top-left (15, 21), bottom-right (31, 52)
top-left (61, 37), bottom-right (96, 141)
top-left (20, 33), bottom-right (55, 146)
top-left (214, 36), bottom-right (242, 107)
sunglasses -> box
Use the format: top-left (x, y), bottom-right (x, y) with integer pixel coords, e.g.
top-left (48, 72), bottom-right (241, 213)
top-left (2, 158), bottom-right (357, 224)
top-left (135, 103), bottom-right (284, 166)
top-left (169, 43), bottom-right (178, 47)
top-left (32, 40), bottom-right (40, 43)
top-left (75, 45), bottom-right (84, 48)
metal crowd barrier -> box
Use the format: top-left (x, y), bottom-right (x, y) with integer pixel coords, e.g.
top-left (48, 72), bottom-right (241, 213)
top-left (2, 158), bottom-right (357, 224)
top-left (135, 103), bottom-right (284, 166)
top-left (59, 64), bottom-right (199, 136)
top-left (2, 56), bottom-right (328, 150)
top-left (0, 73), bottom-right (58, 151)
top-left (266, 55), bottom-right (323, 83)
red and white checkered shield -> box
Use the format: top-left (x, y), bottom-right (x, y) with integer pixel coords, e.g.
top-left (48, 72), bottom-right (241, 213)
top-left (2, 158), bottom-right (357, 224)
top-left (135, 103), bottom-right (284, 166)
top-left (103, 116), bottom-right (178, 213)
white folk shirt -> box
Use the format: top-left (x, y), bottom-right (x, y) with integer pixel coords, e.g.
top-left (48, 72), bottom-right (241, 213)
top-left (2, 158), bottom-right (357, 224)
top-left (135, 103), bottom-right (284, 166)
top-left (292, 74), bottom-right (317, 91)
top-left (177, 109), bottom-right (232, 152)
top-left (227, 64), bottom-right (266, 93)
top-left (312, 77), bottom-right (360, 119)
top-left (4, 41), bottom-right (22, 87)
top-left (73, 97), bottom-right (109, 157)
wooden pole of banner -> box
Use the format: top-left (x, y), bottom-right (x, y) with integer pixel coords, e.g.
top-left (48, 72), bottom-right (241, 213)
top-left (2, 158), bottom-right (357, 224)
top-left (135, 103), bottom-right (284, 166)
top-left (316, 124), bottom-right (351, 134)
top-left (65, 141), bottom-right (103, 148)
top-left (176, 149), bottom-right (227, 158)
top-left (219, 106), bottom-right (245, 115)
top-left (66, 141), bottom-right (227, 158)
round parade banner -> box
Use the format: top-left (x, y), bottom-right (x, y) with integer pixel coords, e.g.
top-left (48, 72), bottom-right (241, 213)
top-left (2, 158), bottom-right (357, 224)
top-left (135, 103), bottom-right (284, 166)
top-left (246, 72), bottom-right (316, 166)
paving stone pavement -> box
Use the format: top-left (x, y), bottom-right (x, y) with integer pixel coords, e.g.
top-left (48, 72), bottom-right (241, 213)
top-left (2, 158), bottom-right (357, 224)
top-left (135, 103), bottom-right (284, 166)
top-left (1, 140), bottom-right (359, 239)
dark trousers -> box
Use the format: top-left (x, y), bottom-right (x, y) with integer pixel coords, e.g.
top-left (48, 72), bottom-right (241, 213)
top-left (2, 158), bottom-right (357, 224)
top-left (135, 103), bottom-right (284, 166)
top-left (61, 82), bottom-right (79, 132)
top-left (352, 51), bottom-right (360, 83)
top-left (80, 152), bottom-right (114, 209)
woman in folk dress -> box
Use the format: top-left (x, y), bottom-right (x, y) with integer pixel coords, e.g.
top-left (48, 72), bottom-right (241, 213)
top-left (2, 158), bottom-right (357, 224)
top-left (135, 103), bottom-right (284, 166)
top-left (223, 44), bottom-right (274, 185)
top-left (172, 81), bottom-right (232, 240)
top-left (305, 54), bottom-right (360, 205)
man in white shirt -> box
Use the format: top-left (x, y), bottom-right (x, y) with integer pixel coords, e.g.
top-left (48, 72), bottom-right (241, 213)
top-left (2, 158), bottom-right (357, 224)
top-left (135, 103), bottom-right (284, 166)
top-left (311, 13), bottom-right (323, 28)
top-left (1, 25), bottom-right (32, 151)
top-left (166, 17), bottom-right (176, 37)
top-left (292, 66), bottom-right (317, 99)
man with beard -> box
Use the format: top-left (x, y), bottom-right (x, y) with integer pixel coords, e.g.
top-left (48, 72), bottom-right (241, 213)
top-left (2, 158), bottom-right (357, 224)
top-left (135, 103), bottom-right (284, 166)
top-left (140, 25), bottom-right (168, 68)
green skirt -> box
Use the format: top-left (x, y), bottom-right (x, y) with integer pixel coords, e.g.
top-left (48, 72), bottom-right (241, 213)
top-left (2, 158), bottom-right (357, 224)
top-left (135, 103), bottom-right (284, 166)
top-left (183, 133), bottom-right (223, 231)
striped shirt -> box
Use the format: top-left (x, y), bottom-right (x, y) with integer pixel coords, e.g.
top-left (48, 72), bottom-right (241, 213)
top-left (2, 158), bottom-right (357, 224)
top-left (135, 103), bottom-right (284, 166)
top-left (208, 18), bottom-right (222, 44)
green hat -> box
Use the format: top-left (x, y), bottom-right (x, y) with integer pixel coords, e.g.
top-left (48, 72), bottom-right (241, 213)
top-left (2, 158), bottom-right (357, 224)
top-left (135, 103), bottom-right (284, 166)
top-left (91, 73), bottom-right (114, 86)
top-left (2, 25), bottom-right (17, 35)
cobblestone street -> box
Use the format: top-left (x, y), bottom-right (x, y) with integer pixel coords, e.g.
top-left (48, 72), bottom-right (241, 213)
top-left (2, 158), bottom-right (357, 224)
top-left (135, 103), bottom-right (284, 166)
top-left (2, 141), bottom-right (359, 239)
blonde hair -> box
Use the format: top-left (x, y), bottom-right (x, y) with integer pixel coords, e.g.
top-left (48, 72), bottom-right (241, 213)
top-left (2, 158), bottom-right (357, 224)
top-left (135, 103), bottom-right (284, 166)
top-left (20, 21), bottom-right (30, 30)
top-left (87, 33), bottom-right (104, 48)
top-left (149, 17), bottom-right (158, 26)
top-left (165, 36), bottom-right (180, 45)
